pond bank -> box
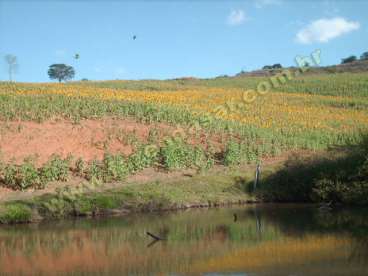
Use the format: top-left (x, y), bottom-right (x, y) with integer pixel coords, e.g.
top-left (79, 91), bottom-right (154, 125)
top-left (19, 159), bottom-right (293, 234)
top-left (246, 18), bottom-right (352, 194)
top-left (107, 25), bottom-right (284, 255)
top-left (0, 167), bottom-right (261, 224)
top-left (1, 138), bottom-right (367, 225)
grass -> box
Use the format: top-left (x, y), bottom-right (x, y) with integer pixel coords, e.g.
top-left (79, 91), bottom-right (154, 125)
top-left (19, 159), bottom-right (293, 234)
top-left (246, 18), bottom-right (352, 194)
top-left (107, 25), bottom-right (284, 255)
top-left (0, 203), bottom-right (32, 224)
top-left (0, 167), bottom-right (257, 223)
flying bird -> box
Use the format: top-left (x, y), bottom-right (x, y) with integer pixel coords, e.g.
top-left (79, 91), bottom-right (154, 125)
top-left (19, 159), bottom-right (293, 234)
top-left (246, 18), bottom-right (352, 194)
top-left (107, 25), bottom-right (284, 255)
top-left (133, 35), bottom-right (137, 40)
top-left (74, 54), bottom-right (80, 60)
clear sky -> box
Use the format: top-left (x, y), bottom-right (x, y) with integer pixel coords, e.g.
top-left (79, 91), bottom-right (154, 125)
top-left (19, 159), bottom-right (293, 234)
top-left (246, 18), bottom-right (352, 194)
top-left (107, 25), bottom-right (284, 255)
top-left (0, 0), bottom-right (367, 82)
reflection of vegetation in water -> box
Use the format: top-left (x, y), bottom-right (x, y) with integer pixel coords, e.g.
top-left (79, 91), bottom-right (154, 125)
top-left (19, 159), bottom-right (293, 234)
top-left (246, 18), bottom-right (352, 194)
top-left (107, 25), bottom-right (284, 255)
top-left (349, 238), bottom-right (368, 265)
top-left (190, 235), bottom-right (352, 275)
top-left (0, 206), bottom-right (367, 275)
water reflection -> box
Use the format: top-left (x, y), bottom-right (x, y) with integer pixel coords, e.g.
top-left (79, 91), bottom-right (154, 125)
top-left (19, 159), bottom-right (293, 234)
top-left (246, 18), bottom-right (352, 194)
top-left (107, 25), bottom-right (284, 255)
top-left (0, 205), bottom-right (367, 275)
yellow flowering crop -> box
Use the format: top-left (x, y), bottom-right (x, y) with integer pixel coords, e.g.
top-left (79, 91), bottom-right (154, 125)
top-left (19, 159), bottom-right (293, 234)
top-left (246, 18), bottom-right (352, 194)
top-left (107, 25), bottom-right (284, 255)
top-left (0, 81), bottom-right (367, 135)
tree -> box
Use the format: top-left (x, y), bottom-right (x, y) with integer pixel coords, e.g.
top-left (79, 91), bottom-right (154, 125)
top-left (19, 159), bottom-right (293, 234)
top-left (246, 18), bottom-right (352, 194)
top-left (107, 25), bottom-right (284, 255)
top-left (48, 64), bottom-right (75, 82)
top-left (341, 55), bottom-right (357, 64)
top-left (4, 54), bottom-right (18, 81)
top-left (272, 63), bottom-right (282, 69)
top-left (263, 64), bottom-right (282, 70)
top-left (360, 51), bottom-right (368, 60)
top-left (262, 65), bottom-right (273, 70)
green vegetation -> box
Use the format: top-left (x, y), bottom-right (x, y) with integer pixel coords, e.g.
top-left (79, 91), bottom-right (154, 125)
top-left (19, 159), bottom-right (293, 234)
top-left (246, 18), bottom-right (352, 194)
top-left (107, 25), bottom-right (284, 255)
top-left (361, 51), bottom-right (368, 61)
top-left (0, 168), bottom-right (256, 223)
top-left (223, 140), bottom-right (260, 166)
top-left (47, 63), bottom-right (75, 82)
top-left (80, 72), bottom-right (368, 98)
top-left (256, 136), bottom-right (368, 205)
top-left (0, 155), bottom-right (71, 190)
top-left (0, 71), bottom-right (367, 223)
top-left (160, 137), bottom-right (214, 171)
top-left (341, 55), bottom-right (358, 64)
top-left (0, 203), bottom-right (32, 224)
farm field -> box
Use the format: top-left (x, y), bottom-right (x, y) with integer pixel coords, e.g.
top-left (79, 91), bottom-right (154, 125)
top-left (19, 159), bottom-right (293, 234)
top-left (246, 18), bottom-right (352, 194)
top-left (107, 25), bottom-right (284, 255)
top-left (1, 73), bottom-right (367, 150)
top-left (0, 72), bottom-right (367, 221)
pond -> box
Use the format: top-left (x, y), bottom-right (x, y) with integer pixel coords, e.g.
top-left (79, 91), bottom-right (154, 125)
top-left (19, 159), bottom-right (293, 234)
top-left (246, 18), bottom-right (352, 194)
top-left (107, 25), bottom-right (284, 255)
top-left (0, 204), bottom-right (367, 275)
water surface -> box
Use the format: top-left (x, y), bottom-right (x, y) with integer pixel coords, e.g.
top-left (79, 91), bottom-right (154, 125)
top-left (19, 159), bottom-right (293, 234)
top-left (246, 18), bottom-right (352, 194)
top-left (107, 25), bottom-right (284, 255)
top-left (0, 204), bottom-right (367, 275)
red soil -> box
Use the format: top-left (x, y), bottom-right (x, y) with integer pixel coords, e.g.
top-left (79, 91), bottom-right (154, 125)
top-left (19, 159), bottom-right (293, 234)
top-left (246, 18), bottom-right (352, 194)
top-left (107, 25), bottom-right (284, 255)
top-left (0, 118), bottom-right (172, 166)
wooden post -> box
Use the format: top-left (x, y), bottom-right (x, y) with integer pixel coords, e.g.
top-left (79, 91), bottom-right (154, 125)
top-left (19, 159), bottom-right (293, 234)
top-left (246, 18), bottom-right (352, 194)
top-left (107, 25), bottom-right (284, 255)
top-left (254, 163), bottom-right (261, 191)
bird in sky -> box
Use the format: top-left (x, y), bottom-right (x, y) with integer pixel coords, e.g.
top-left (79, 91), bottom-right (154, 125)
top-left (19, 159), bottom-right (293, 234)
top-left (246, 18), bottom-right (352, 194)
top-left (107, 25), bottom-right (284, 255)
top-left (74, 53), bottom-right (80, 60)
top-left (133, 35), bottom-right (137, 40)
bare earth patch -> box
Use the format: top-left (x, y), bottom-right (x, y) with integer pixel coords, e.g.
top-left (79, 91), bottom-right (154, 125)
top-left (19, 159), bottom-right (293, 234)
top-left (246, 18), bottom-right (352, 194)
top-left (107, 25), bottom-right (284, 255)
top-left (0, 118), bottom-right (172, 166)
top-left (0, 117), bottom-right (316, 203)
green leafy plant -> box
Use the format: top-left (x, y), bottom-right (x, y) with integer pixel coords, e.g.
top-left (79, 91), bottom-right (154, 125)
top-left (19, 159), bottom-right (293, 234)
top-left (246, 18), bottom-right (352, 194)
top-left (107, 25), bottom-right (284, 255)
top-left (2, 160), bottom-right (42, 190)
top-left (102, 153), bottom-right (129, 182)
top-left (224, 140), bottom-right (242, 166)
top-left (191, 146), bottom-right (214, 172)
top-left (74, 157), bottom-right (86, 177)
top-left (86, 160), bottom-right (104, 181)
top-left (160, 137), bottom-right (192, 170)
top-left (127, 144), bottom-right (158, 173)
top-left (41, 155), bottom-right (70, 182)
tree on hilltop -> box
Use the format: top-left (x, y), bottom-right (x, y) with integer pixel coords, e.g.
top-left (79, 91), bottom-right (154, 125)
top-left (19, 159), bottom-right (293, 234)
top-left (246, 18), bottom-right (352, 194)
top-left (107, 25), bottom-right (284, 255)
top-left (360, 51), bottom-right (368, 60)
top-left (341, 55), bottom-right (357, 64)
top-left (48, 64), bottom-right (75, 82)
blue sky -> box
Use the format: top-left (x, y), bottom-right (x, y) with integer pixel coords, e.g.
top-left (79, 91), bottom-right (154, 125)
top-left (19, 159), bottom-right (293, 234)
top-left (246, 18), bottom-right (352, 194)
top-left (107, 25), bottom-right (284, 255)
top-left (0, 0), bottom-right (367, 82)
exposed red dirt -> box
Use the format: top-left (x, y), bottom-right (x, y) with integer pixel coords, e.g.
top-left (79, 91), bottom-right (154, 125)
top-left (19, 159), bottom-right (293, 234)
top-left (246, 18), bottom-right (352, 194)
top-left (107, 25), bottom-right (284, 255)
top-left (0, 118), bottom-right (173, 166)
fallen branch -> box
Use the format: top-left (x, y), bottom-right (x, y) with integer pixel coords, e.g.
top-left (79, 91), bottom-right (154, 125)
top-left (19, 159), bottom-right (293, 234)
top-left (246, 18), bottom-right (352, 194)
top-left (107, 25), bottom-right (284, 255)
top-left (146, 231), bottom-right (165, 241)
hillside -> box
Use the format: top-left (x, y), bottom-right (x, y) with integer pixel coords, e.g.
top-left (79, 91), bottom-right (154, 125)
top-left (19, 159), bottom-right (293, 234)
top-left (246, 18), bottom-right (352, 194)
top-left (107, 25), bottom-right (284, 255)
top-left (0, 71), bottom-right (367, 223)
top-left (236, 59), bottom-right (368, 77)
